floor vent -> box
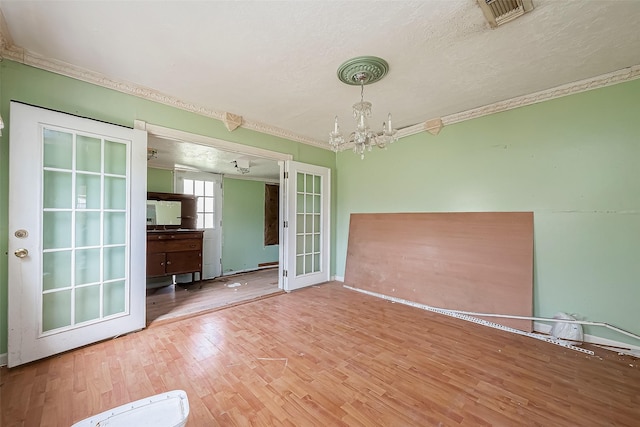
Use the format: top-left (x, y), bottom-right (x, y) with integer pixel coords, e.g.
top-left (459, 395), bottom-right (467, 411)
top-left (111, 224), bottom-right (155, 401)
top-left (478, 0), bottom-right (534, 28)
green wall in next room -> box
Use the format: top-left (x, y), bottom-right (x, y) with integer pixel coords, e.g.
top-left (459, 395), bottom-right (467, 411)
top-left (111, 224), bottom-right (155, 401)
top-left (147, 168), bottom-right (174, 193)
top-left (335, 78), bottom-right (640, 346)
top-left (222, 178), bottom-right (279, 274)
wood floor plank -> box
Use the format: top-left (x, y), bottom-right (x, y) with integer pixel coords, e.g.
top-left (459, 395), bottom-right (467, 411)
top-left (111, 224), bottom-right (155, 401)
top-left (2, 282), bottom-right (639, 426)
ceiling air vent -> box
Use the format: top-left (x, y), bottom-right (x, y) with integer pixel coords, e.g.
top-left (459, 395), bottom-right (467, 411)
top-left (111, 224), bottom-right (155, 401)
top-left (478, 0), bottom-right (534, 28)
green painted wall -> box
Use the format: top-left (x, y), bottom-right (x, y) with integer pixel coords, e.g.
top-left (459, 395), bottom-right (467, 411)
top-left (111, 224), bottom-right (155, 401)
top-left (147, 167), bottom-right (174, 193)
top-left (336, 78), bottom-right (640, 345)
top-left (0, 60), bottom-right (335, 355)
top-left (222, 178), bottom-right (279, 273)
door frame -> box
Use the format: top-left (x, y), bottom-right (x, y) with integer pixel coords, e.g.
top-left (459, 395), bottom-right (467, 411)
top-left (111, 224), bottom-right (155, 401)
top-left (174, 170), bottom-right (223, 280)
top-left (135, 122), bottom-right (293, 290)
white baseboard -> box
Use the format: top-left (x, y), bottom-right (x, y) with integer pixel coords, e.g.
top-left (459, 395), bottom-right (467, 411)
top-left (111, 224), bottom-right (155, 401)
top-left (0, 352), bottom-right (7, 367)
top-left (222, 265), bottom-right (277, 277)
top-left (534, 321), bottom-right (640, 357)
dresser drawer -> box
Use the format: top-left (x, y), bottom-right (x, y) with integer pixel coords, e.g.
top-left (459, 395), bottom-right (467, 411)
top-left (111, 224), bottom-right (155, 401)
top-left (147, 232), bottom-right (202, 241)
top-left (148, 238), bottom-right (202, 253)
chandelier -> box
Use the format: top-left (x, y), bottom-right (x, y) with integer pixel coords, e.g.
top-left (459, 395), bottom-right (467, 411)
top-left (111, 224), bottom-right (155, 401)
top-left (329, 56), bottom-right (398, 159)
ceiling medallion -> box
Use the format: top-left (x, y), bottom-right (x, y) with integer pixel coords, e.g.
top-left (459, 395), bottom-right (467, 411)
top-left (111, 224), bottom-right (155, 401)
top-left (337, 56), bottom-right (389, 86)
top-left (330, 56), bottom-right (397, 159)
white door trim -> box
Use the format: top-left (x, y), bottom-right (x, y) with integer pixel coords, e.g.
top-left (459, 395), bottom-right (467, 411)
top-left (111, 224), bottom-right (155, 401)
top-left (135, 122), bottom-right (293, 162)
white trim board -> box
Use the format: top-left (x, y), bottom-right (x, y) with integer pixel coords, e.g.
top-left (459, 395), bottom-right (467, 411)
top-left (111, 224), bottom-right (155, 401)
top-left (223, 174), bottom-right (280, 185)
top-left (341, 284), bottom-right (639, 357)
top-left (534, 322), bottom-right (640, 357)
top-left (345, 285), bottom-right (592, 354)
top-left (222, 266), bottom-right (279, 277)
top-left (136, 121), bottom-right (293, 162)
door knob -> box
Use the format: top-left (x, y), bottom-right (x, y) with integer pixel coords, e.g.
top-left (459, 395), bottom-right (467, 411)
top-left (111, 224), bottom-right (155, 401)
top-left (14, 248), bottom-right (29, 258)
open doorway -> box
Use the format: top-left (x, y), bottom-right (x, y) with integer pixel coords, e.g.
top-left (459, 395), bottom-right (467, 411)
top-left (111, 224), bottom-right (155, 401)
top-left (143, 124), bottom-right (292, 324)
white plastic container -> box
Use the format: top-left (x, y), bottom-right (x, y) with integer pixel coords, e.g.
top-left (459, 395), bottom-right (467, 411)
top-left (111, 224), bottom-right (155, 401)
top-left (71, 389), bottom-right (189, 427)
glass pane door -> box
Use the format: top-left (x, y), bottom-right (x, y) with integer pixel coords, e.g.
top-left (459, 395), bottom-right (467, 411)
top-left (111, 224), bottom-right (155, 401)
top-left (295, 172), bottom-right (322, 276)
top-left (41, 126), bottom-right (129, 335)
top-left (178, 172), bottom-right (223, 279)
top-left (8, 101), bottom-right (146, 368)
top-left (284, 161), bottom-right (330, 291)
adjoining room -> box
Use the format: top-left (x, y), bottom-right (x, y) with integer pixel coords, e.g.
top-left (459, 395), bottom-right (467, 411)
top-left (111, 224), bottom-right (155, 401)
top-left (144, 133), bottom-right (285, 325)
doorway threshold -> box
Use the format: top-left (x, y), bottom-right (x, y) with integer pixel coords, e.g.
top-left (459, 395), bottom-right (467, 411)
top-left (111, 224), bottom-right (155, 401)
top-left (146, 268), bottom-right (282, 326)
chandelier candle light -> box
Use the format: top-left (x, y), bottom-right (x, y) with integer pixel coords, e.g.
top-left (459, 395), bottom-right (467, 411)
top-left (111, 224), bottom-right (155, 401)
top-left (329, 56), bottom-right (398, 159)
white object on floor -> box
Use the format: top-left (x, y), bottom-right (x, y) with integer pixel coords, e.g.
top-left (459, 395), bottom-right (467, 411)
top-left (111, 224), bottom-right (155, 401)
top-left (71, 390), bottom-right (189, 427)
top-left (226, 282), bottom-right (242, 288)
top-left (551, 312), bottom-right (584, 343)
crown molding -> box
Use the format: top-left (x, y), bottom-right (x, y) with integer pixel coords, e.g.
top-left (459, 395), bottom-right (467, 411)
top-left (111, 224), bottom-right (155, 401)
top-left (397, 64), bottom-right (640, 140)
top-left (0, 21), bottom-right (326, 150)
top-left (243, 118), bottom-right (323, 148)
top-left (1, 17), bottom-right (639, 152)
top-left (443, 64), bottom-right (640, 126)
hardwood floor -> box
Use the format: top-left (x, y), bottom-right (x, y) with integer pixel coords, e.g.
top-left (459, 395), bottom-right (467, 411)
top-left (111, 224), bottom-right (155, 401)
top-left (146, 268), bottom-right (282, 326)
top-left (2, 282), bottom-right (639, 426)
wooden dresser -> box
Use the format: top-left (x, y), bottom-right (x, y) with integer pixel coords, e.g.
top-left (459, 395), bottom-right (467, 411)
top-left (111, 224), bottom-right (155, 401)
top-left (147, 230), bottom-right (204, 283)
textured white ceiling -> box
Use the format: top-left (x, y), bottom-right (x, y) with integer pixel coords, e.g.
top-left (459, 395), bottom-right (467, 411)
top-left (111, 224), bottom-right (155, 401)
top-left (147, 134), bottom-right (281, 180)
top-left (1, 0), bottom-right (640, 177)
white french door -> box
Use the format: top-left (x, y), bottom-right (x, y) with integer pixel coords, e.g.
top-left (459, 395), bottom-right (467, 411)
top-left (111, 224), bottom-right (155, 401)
top-left (176, 171), bottom-right (223, 279)
top-left (283, 161), bottom-right (330, 291)
top-left (7, 102), bottom-right (146, 367)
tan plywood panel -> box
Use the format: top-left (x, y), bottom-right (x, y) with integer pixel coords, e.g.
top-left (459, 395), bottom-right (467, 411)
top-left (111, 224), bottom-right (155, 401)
top-left (344, 212), bottom-right (533, 331)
